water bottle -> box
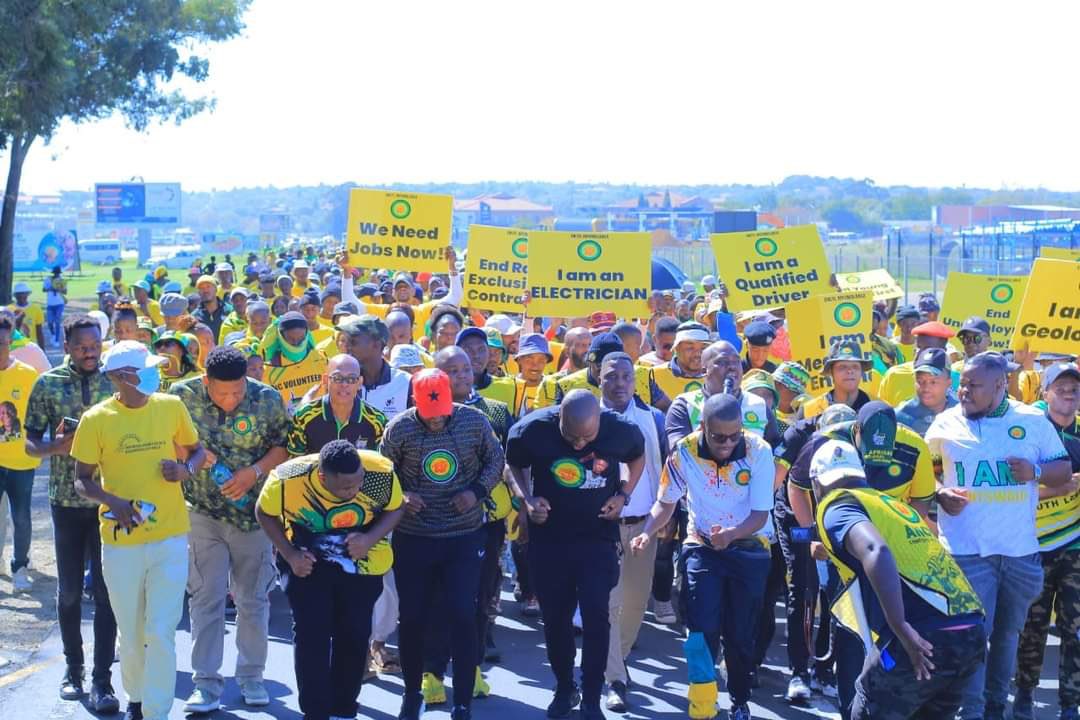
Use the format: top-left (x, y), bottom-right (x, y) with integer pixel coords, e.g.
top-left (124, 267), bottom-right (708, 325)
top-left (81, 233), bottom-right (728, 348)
top-left (211, 461), bottom-right (251, 509)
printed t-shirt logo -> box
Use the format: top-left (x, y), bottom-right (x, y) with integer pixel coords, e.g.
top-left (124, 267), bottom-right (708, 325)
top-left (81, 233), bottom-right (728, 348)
top-left (232, 415), bottom-right (254, 435)
top-left (887, 463), bottom-right (902, 478)
top-left (423, 450), bottom-right (458, 483)
top-left (734, 468), bottom-right (751, 486)
top-left (881, 494), bottom-right (920, 524)
top-left (1008, 425), bottom-right (1026, 440)
top-left (744, 411), bottom-right (760, 425)
top-left (551, 458), bottom-right (587, 488)
top-left (684, 380), bottom-right (703, 393)
top-left (325, 504), bottom-right (366, 530)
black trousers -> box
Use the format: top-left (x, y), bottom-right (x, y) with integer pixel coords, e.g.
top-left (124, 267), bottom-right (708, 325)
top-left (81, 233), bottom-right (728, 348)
top-left (52, 505), bottom-right (116, 685)
top-left (511, 539), bottom-right (533, 598)
top-left (425, 521), bottom-right (506, 675)
top-left (753, 540), bottom-right (788, 668)
top-left (284, 561), bottom-right (383, 720)
top-left (394, 529), bottom-right (486, 708)
top-left (776, 508), bottom-right (821, 677)
top-left (529, 538), bottom-right (619, 706)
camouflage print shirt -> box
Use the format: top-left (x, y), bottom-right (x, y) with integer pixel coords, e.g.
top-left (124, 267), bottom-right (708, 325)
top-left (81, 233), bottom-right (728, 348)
top-left (169, 376), bottom-right (289, 532)
top-left (24, 361), bottom-right (113, 508)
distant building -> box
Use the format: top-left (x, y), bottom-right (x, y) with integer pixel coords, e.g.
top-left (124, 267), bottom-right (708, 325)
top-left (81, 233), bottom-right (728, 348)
top-left (933, 204), bottom-right (1080, 230)
top-left (574, 190), bottom-right (716, 240)
top-left (452, 193), bottom-right (553, 242)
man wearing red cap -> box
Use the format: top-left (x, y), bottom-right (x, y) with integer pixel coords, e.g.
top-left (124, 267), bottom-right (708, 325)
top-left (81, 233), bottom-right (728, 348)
top-left (380, 369), bottom-right (505, 720)
top-left (878, 321), bottom-right (958, 407)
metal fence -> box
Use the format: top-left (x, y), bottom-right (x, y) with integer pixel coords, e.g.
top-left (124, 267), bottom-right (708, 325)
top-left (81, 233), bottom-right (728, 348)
top-left (654, 242), bottom-right (1042, 303)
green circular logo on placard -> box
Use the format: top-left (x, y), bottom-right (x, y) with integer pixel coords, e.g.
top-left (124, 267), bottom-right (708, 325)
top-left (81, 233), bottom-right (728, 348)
top-left (423, 450), bottom-right (458, 484)
top-left (576, 240), bottom-right (602, 262)
top-left (511, 237), bottom-right (529, 259)
top-left (845, 274), bottom-right (861, 283)
top-left (389, 199), bottom-right (412, 220)
top-left (834, 302), bottom-right (862, 328)
top-left (755, 237), bottom-right (779, 257)
top-left (551, 458), bottom-right (587, 488)
top-left (989, 283), bottom-right (1013, 304)
top-left (881, 494), bottom-right (920, 524)
top-left (326, 504), bottom-right (365, 530)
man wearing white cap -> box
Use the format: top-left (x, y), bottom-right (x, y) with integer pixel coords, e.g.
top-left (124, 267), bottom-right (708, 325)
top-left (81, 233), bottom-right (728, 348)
top-left (484, 314), bottom-right (522, 357)
top-left (290, 259), bottom-right (316, 298)
top-left (71, 340), bottom-right (207, 720)
top-left (213, 262), bottom-right (236, 299)
top-left (11, 281), bottom-right (45, 348)
top-left (701, 275), bottom-right (717, 295)
top-left (651, 322), bottom-right (710, 401)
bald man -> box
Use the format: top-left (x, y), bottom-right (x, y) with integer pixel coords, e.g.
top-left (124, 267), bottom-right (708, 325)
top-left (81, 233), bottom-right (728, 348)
top-left (506, 389), bottom-right (646, 720)
top-left (632, 393), bottom-right (774, 720)
top-left (288, 353), bottom-right (388, 455)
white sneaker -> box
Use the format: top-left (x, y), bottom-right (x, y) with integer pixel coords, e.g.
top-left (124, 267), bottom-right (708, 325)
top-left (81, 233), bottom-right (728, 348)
top-left (183, 687), bottom-right (221, 713)
top-left (12, 567), bottom-right (31, 592)
top-left (240, 680), bottom-right (270, 706)
top-left (786, 675), bottom-right (812, 702)
top-left (811, 675), bottom-right (839, 698)
top-left (653, 599), bottom-right (677, 624)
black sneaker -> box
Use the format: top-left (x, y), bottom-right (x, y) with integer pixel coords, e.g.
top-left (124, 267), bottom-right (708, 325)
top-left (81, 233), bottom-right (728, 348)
top-left (451, 705), bottom-right (472, 720)
top-left (59, 666), bottom-right (83, 700)
top-left (398, 693), bottom-right (424, 720)
top-left (579, 702), bottom-right (605, 720)
top-left (89, 683), bottom-right (120, 715)
top-left (547, 683), bottom-right (582, 718)
top-left (484, 629), bottom-right (501, 663)
top-left (604, 681), bottom-right (627, 712)
top-left (123, 703), bottom-right (143, 720)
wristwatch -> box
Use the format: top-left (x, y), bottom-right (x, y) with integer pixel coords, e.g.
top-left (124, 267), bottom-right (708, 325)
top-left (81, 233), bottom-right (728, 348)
top-left (615, 488), bottom-right (631, 504)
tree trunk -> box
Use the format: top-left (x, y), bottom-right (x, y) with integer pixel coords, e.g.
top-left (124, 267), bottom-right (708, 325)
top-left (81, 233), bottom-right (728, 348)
top-left (0, 134), bottom-right (34, 305)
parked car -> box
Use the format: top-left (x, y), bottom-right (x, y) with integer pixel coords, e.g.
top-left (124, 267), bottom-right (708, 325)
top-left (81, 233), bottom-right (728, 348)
top-left (143, 248), bottom-right (203, 270)
top-left (78, 239), bottom-right (123, 265)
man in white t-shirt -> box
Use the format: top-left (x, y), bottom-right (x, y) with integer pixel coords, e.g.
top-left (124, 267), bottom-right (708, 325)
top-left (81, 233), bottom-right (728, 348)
top-left (926, 351), bottom-right (1072, 720)
top-left (631, 393), bottom-right (773, 720)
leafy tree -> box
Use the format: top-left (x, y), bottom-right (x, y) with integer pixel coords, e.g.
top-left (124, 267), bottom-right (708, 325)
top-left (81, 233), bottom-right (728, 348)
top-left (0, 0), bottom-right (249, 302)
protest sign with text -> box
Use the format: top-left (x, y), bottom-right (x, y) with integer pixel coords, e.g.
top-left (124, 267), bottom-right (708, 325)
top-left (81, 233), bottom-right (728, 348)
top-left (1010, 259), bottom-right (1080, 353)
top-left (1041, 247), bottom-right (1080, 262)
top-left (345, 188), bottom-right (453, 273)
top-left (939, 272), bottom-right (1027, 351)
top-left (835, 268), bottom-right (903, 301)
top-left (464, 225), bottom-right (528, 314)
top-left (527, 231), bottom-right (651, 317)
top-left (786, 290), bottom-right (876, 396)
top-left (710, 225), bottom-right (832, 312)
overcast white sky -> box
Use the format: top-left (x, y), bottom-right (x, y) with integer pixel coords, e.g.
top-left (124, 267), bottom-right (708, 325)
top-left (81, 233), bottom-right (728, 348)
top-left (13, 0), bottom-right (1080, 194)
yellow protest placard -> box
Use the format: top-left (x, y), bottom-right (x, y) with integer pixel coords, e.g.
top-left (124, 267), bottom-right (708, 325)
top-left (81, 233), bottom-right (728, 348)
top-left (464, 226), bottom-right (528, 314)
top-left (939, 273), bottom-right (1028, 351)
top-left (527, 231), bottom-right (651, 317)
top-left (710, 224), bottom-right (833, 312)
top-left (834, 268), bottom-right (903, 301)
top-left (786, 291), bottom-right (876, 395)
top-left (1010, 259), bottom-right (1080, 353)
top-left (345, 188), bottom-right (453, 272)
top-left (1041, 247), bottom-right (1080, 262)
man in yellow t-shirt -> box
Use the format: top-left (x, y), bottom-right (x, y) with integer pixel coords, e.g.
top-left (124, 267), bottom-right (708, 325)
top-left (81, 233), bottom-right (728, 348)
top-left (255, 440), bottom-right (403, 720)
top-left (0, 315), bottom-right (42, 593)
top-left (11, 281), bottom-right (46, 348)
top-left (879, 321), bottom-right (957, 407)
top-left (71, 340), bottom-right (206, 720)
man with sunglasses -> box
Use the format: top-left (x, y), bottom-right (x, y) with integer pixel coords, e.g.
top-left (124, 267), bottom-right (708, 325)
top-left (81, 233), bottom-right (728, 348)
top-left (954, 316), bottom-right (992, 369)
top-left (288, 354), bottom-right (388, 456)
top-left (631, 393), bottom-right (774, 720)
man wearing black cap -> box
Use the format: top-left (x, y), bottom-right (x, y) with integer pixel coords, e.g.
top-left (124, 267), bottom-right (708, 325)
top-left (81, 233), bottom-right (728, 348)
top-left (548, 332), bottom-right (666, 409)
top-left (955, 316), bottom-right (992, 365)
top-left (506, 390), bottom-right (646, 720)
top-left (339, 315), bottom-right (412, 421)
top-left (263, 311), bottom-right (328, 413)
top-left (895, 348), bottom-right (958, 437)
top-left (456, 326), bottom-right (521, 413)
top-left (926, 351), bottom-right (1073, 720)
top-left (1014, 362), bottom-right (1080, 720)
top-left (893, 305), bottom-right (921, 362)
top-left (742, 320), bottom-right (778, 374)
top-left (257, 273), bottom-right (276, 301)
top-left (917, 293), bottom-right (940, 322)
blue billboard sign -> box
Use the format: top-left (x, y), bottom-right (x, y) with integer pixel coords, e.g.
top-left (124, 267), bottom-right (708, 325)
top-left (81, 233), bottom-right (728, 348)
top-left (95, 182), bottom-right (180, 225)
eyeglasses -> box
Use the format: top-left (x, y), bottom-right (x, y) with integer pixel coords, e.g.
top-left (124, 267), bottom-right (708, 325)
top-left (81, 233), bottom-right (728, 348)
top-left (329, 373), bottom-right (361, 385)
top-left (960, 333), bottom-right (983, 344)
top-left (708, 430), bottom-right (743, 444)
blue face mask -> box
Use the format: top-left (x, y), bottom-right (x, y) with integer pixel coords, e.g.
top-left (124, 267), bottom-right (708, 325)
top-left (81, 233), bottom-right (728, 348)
top-left (133, 366), bottom-right (161, 396)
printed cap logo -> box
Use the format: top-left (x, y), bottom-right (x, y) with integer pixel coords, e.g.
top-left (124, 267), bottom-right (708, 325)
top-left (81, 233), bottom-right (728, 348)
top-left (1008, 425), bottom-right (1026, 440)
top-left (834, 302), bottom-right (862, 328)
top-left (511, 236), bottom-right (529, 259)
top-left (755, 237), bottom-right (779, 257)
top-left (576, 239), bottom-right (603, 262)
top-left (989, 283), bottom-right (1013, 304)
top-left (232, 415), bottom-right (254, 435)
top-left (423, 450), bottom-right (458, 484)
top-left (389, 198), bottom-right (412, 220)
top-left (326, 505), bottom-right (365, 529)
top-left (551, 458), bottom-right (586, 488)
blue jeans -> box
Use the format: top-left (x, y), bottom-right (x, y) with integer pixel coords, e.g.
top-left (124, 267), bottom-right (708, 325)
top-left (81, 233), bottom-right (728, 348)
top-left (0, 467), bottom-right (35, 572)
top-left (954, 553), bottom-right (1044, 719)
top-left (46, 304), bottom-right (64, 344)
top-left (683, 541), bottom-right (770, 706)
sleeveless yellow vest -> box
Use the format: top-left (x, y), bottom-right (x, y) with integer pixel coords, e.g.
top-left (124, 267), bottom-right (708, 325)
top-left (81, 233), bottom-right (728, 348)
top-left (651, 364), bottom-right (704, 402)
top-left (816, 487), bottom-right (983, 652)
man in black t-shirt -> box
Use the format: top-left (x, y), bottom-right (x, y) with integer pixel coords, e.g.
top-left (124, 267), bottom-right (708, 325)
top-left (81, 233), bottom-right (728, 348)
top-left (506, 390), bottom-right (645, 720)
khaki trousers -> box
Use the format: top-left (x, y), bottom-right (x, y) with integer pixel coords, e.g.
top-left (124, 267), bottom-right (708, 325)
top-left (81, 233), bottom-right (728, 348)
top-left (605, 518), bottom-right (657, 684)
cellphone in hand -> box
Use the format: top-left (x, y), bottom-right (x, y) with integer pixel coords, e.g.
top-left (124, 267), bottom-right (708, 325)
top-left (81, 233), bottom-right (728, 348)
top-left (791, 526), bottom-right (817, 543)
top-left (61, 416), bottom-right (79, 434)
